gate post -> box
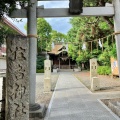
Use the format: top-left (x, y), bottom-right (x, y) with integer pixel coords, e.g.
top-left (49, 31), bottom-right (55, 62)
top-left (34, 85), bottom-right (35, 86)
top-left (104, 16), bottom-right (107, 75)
top-left (113, 0), bottom-right (120, 77)
top-left (6, 35), bottom-right (29, 120)
top-left (28, 0), bottom-right (37, 105)
top-left (27, 0), bottom-right (45, 118)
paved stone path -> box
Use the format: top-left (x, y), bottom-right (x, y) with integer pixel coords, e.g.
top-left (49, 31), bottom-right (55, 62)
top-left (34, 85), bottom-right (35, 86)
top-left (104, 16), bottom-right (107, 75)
top-left (45, 72), bottom-right (120, 120)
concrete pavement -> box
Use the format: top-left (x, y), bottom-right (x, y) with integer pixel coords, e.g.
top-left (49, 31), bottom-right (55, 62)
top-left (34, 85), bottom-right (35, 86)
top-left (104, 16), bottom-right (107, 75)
top-left (45, 72), bottom-right (120, 120)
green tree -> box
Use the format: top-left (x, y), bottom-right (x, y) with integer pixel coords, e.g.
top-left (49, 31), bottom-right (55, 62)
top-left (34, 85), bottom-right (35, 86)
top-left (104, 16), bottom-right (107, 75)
top-left (37, 18), bottom-right (52, 53)
top-left (0, 25), bottom-right (6, 45)
top-left (51, 30), bottom-right (67, 43)
top-left (0, 22), bottom-right (18, 45)
top-left (67, 15), bottom-right (114, 68)
top-left (44, 30), bottom-right (67, 52)
top-left (98, 41), bottom-right (117, 66)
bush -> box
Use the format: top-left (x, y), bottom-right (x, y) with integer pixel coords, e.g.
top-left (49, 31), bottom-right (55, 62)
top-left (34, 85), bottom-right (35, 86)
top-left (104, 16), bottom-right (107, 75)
top-left (36, 69), bottom-right (44, 73)
top-left (97, 66), bottom-right (111, 75)
top-left (36, 56), bottom-right (45, 70)
top-left (36, 56), bottom-right (45, 73)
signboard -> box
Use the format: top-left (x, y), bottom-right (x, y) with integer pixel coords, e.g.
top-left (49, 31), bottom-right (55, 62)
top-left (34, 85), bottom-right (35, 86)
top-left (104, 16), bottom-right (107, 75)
top-left (111, 57), bottom-right (119, 76)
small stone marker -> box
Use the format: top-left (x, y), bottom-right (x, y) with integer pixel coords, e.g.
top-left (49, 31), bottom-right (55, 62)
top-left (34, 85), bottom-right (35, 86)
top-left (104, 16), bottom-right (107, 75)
top-left (44, 59), bottom-right (51, 92)
top-left (90, 58), bottom-right (98, 82)
top-left (90, 58), bottom-right (99, 91)
top-left (91, 77), bottom-right (100, 91)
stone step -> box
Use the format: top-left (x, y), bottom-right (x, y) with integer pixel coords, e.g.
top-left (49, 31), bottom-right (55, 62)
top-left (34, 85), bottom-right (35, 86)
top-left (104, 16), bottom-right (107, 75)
top-left (117, 101), bottom-right (120, 107)
top-left (108, 101), bottom-right (120, 117)
top-left (59, 69), bottom-right (74, 72)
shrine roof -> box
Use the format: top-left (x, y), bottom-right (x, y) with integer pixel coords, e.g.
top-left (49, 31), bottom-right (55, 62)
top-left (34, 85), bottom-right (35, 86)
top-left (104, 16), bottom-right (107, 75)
top-left (48, 44), bottom-right (66, 55)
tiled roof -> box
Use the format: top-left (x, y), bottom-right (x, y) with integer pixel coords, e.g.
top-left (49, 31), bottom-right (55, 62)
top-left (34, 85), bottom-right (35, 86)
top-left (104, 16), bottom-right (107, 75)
top-left (0, 17), bottom-right (27, 57)
top-left (1, 17), bottom-right (26, 36)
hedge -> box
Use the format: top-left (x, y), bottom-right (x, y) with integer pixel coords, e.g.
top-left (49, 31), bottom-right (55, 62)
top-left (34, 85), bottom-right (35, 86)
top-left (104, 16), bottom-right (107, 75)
top-left (36, 69), bottom-right (44, 73)
top-left (97, 66), bottom-right (111, 75)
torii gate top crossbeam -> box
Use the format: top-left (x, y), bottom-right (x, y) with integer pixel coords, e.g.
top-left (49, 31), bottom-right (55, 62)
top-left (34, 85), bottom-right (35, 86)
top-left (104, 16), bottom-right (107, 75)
top-left (10, 7), bottom-right (114, 18)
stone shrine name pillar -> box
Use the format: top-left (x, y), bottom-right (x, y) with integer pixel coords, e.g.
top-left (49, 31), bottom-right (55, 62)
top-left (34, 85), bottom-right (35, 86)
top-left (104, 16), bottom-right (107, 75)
top-left (6, 35), bottom-right (29, 120)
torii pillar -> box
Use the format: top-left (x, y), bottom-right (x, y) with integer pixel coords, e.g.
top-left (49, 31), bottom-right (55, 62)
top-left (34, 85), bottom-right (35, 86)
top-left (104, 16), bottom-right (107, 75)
top-left (113, 0), bottom-right (120, 77)
top-left (28, 0), bottom-right (45, 118)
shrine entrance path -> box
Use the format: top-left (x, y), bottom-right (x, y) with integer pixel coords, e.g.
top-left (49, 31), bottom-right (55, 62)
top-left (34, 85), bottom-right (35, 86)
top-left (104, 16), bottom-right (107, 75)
top-left (45, 72), bottom-right (120, 120)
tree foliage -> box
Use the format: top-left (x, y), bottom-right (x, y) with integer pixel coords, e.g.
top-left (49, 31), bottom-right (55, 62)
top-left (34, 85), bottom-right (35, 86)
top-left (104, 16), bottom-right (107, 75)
top-left (37, 18), bottom-right (52, 53)
top-left (83, 0), bottom-right (112, 6)
top-left (97, 66), bottom-right (111, 75)
top-left (67, 15), bottom-right (115, 67)
top-left (67, 0), bottom-right (115, 71)
top-left (0, 22), bottom-right (18, 45)
top-left (36, 56), bottom-right (45, 70)
top-left (25, 18), bottom-right (67, 54)
top-left (0, 0), bottom-right (29, 18)
top-left (51, 30), bottom-right (67, 43)
top-left (83, 0), bottom-right (113, 28)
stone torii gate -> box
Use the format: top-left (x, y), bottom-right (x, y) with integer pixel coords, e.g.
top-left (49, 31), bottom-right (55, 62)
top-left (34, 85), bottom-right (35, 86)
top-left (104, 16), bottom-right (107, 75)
top-left (6, 0), bottom-right (120, 119)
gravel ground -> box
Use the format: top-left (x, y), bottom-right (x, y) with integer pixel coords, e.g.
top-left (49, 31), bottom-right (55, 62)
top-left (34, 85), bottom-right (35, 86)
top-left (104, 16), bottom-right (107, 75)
top-left (36, 73), bottom-right (59, 108)
top-left (74, 71), bottom-right (120, 92)
top-left (0, 73), bottom-right (59, 120)
top-left (1, 71), bottom-right (120, 119)
top-left (30, 73), bottom-right (59, 120)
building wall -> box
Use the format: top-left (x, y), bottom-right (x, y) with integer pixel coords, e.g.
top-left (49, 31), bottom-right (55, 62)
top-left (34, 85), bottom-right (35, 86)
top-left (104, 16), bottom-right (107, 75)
top-left (0, 44), bottom-right (6, 57)
top-left (50, 54), bottom-right (76, 69)
top-left (0, 57), bottom-right (6, 70)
